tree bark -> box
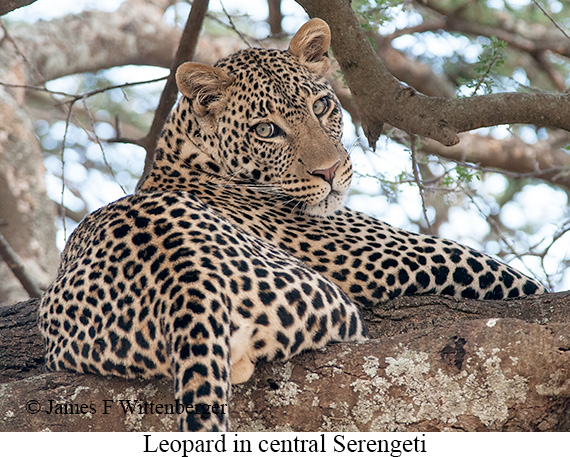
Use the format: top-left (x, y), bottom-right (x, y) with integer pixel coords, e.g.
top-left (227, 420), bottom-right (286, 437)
top-left (1, 293), bottom-right (569, 431)
top-left (0, 0), bottom-right (37, 16)
top-left (296, 0), bottom-right (570, 149)
top-left (0, 299), bottom-right (44, 383)
top-left (1, 3), bottom-right (569, 432)
top-left (0, 77), bottom-right (59, 305)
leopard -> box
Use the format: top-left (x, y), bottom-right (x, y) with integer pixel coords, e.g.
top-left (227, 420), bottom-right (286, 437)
top-left (39, 18), bottom-right (545, 432)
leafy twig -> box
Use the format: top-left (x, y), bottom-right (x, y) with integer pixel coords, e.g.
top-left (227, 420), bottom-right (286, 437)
top-left (469, 36), bottom-right (506, 96)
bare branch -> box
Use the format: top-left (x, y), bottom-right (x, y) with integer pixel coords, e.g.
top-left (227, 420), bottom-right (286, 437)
top-left (417, 0), bottom-right (570, 60)
top-left (54, 203), bottom-right (87, 224)
top-left (267, 0), bottom-right (283, 36)
top-left (219, 0), bottom-right (252, 47)
top-left (296, 0), bottom-right (570, 149)
top-left (59, 101), bottom-right (73, 240)
top-left (410, 136), bottom-right (433, 234)
top-left (82, 100), bottom-right (128, 195)
top-left (0, 76), bottom-right (168, 102)
top-left (531, 0), bottom-right (570, 42)
top-left (0, 19), bottom-right (44, 82)
top-left (136, 0), bottom-right (210, 188)
top-left (0, 233), bottom-right (42, 298)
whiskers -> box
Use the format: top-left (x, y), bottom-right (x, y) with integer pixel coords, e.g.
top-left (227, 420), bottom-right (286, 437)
top-left (204, 169), bottom-right (300, 211)
top-left (198, 168), bottom-right (341, 217)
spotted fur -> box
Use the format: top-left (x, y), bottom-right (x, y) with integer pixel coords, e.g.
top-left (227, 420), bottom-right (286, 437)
top-left (39, 19), bottom-right (544, 432)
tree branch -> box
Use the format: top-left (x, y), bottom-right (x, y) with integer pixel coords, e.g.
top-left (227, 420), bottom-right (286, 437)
top-left (0, 0), bottom-right (37, 16)
top-left (420, 132), bottom-right (570, 191)
top-left (296, 0), bottom-right (570, 149)
top-left (267, 0), bottom-right (283, 36)
top-left (137, 0), bottom-right (210, 189)
top-left (531, 0), bottom-right (570, 42)
top-left (1, 293), bottom-right (569, 431)
top-left (0, 234), bottom-right (42, 298)
top-left (417, 0), bottom-right (570, 60)
top-left (3, 0), bottom-right (181, 85)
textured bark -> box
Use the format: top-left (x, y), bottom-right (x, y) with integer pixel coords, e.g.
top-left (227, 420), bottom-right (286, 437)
top-left (231, 319), bottom-right (570, 432)
top-left (1, 3), bottom-right (569, 432)
top-left (296, 0), bottom-right (570, 149)
top-left (0, 81), bottom-right (59, 305)
top-left (1, 293), bottom-right (569, 431)
top-left (0, 0), bottom-right (36, 16)
top-left (2, 1), bottom-right (179, 85)
top-left (0, 299), bottom-right (44, 383)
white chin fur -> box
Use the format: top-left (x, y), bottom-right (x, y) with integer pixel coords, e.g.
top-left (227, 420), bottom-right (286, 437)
top-left (303, 191), bottom-right (346, 217)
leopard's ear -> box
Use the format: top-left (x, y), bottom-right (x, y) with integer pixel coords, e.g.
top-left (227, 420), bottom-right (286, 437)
top-left (288, 18), bottom-right (331, 75)
top-left (176, 62), bottom-right (233, 116)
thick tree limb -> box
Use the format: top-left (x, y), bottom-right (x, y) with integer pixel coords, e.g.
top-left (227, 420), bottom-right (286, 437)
top-left (232, 318), bottom-right (570, 432)
top-left (0, 0), bottom-right (36, 16)
top-left (0, 65), bottom-right (59, 305)
top-left (1, 294), bottom-right (569, 431)
top-left (3, 0), bottom-right (180, 85)
top-left (3, 292), bottom-right (568, 384)
top-left (0, 299), bottom-right (44, 383)
top-left (1, 293), bottom-right (569, 431)
top-left (296, 0), bottom-right (570, 149)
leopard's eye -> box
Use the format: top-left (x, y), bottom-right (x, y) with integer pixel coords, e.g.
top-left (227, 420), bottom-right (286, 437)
top-left (312, 97), bottom-right (330, 117)
top-left (254, 122), bottom-right (277, 138)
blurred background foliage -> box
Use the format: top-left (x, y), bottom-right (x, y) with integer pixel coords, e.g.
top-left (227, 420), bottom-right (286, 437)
top-left (3, 0), bottom-right (570, 291)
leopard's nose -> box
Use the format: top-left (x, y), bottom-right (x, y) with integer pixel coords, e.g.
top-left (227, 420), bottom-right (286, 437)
top-left (310, 160), bottom-right (340, 184)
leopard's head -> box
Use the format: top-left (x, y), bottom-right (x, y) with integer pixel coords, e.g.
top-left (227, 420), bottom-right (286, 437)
top-left (150, 19), bottom-right (351, 217)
